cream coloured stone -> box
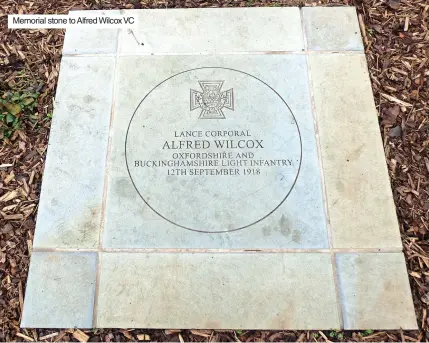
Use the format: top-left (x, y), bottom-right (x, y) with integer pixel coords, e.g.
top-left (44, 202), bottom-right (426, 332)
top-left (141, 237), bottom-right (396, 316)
top-left (119, 8), bottom-right (304, 54)
top-left (21, 252), bottom-right (97, 328)
top-left (33, 56), bottom-right (115, 249)
top-left (309, 54), bottom-right (402, 249)
top-left (336, 253), bottom-right (417, 329)
top-left (63, 10), bottom-right (120, 54)
top-left (303, 7), bottom-right (363, 51)
top-left (96, 252), bottom-right (340, 328)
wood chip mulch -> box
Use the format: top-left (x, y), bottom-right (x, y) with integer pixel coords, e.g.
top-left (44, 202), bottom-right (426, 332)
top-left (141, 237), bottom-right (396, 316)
top-left (0, 0), bottom-right (428, 342)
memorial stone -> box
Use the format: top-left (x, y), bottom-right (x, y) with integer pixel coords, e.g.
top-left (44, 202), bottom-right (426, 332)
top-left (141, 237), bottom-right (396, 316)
top-left (21, 7), bottom-right (417, 330)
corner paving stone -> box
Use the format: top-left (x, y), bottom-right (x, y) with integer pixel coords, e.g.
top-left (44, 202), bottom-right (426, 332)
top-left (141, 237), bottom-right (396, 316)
top-left (302, 7), bottom-right (364, 51)
top-left (21, 252), bottom-right (97, 328)
top-left (62, 10), bottom-right (120, 55)
top-left (336, 253), bottom-right (417, 329)
top-left (22, 7), bottom-right (417, 330)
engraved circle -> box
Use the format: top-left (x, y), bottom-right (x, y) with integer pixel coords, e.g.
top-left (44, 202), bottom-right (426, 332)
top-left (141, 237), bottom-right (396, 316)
top-left (125, 67), bottom-right (302, 233)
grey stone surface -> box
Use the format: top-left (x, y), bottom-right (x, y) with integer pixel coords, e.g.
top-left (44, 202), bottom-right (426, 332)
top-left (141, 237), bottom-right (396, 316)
top-left (308, 54), bottom-right (402, 249)
top-left (119, 8), bottom-right (304, 54)
top-left (21, 252), bottom-right (97, 328)
top-left (23, 7), bottom-right (417, 330)
top-left (63, 10), bottom-right (119, 55)
top-left (96, 252), bottom-right (340, 328)
top-left (336, 253), bottom-right (417, 329)
top-left (303, 7), bottom-right (364, 51)
top-left (103, 54), bottom-right (328, 248)
top-left (33, 56), bottom-right (115, 249)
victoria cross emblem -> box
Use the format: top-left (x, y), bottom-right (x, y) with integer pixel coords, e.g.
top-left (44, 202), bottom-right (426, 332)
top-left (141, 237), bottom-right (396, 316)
top-left (190, 81), bottom-right (234, 119)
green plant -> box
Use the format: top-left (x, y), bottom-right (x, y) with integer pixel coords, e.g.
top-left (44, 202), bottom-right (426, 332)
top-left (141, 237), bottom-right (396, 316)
top-left (362, 329), bottom-right (373, 337)
top-left (0, 91), bottom-right (39, 139)
top-left (329, 330), bottom-right (345, 339)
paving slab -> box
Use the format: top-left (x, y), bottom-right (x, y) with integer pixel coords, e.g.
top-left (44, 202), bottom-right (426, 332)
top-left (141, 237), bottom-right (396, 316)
top-left (96, 253), bottom-right (339, 328)
top-left (33, 56), bottom-right (115, 249)
top-left (21, 252), bottom-right (97, 328)
top-left (22, 7), bottom-right (416, 330)
top-left (308, 53), bottom-right (402, 249)
top-left (104, 54), bottom-right (327, 249)
top-left (302, 7), bottom-right (364, 51)
top-left (118, 8), bottom-right (304, 54)
top-left (62, 10), bottom-right (120, 55)
top-left (336, 253), bottom-right (417, 329)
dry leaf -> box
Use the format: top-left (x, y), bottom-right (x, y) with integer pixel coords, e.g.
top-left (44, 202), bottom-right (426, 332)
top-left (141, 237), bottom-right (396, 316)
top-left (387, 0), bottom-right (401, 10)
top-left (72, 329), bottom-right (89, 343)
top-left (382, 105), bottom-right (400, 126)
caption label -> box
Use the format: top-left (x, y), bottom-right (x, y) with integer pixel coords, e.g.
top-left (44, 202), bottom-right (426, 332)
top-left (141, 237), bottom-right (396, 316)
top-left (8, 14), bottom-right (137, 28)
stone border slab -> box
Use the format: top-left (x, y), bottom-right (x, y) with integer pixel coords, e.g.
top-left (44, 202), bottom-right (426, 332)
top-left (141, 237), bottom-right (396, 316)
top-left (21, 252), bottom-right (97, 328)
top-left (308, 53), bottom-right (402, 249)
top-left (336, 253), bottom-right (417, 329)
top-left (32, 56), bottom-right (115, 249)
top-left (118, 8), bottom-right (304, 54)
top-left (63, 10), bottom-right (120, 55)
top-left (302, 7), bottom-right (364, 51)
top-left (95, 252), bottom-right (340, 329)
